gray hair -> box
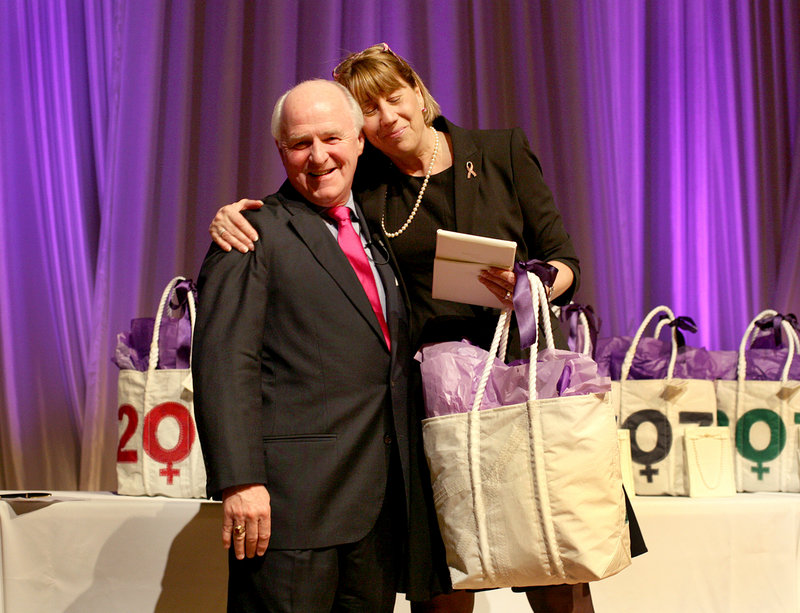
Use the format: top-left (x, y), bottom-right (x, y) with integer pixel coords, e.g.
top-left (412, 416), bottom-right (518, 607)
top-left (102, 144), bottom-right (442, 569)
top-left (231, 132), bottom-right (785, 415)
top-left (271, 79), bottom-right (364, 142)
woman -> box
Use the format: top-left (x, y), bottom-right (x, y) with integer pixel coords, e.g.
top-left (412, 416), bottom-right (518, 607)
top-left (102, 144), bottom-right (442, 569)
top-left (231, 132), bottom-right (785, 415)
top-left (209, 44), bottom-right (640, 613)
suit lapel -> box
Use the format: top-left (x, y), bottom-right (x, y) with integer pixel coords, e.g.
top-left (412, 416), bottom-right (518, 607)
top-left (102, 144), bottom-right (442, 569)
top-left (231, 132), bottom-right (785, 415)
top-left (280, 188), bottom-right (389, 350)
top-left (444, 118), bottom-right (483, 236)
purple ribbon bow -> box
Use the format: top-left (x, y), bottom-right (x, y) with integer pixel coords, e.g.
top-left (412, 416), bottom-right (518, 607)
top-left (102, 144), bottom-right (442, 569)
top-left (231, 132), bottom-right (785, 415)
top-left (657, 314), bottom-right (697, 349)
top-left (170, 279), bottom-right (197, 311)
top-left (512, 260), bottom-right (559, 349)
top-left (754, 312), bottom-right (800, 348)
top-left (560, 303), bottom-right (600, 354)
top-left (161, 279), bottom-right (197, 370)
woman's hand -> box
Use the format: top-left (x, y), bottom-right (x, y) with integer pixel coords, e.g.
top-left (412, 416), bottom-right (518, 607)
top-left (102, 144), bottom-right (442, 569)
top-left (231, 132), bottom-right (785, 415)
top-left (480, 260), bottom-right (573, 308)
top-left (479, 267), bottom-right (516, 308)
top-left (210, 199), bottom-right (263, 252)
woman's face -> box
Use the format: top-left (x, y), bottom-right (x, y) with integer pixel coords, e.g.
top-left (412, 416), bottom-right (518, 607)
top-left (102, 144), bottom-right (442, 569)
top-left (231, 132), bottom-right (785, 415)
top-left (359, 82), bottom-right (427, 161)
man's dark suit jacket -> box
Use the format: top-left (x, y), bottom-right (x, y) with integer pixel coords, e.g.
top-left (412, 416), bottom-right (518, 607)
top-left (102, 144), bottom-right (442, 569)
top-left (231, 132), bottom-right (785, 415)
top-left (192, 181), bottom-right (411, 550)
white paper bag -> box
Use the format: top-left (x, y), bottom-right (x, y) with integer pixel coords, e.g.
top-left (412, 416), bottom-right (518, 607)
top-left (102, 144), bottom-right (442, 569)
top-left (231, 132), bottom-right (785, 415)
top-left (683, 426), bottom-right (736, 497)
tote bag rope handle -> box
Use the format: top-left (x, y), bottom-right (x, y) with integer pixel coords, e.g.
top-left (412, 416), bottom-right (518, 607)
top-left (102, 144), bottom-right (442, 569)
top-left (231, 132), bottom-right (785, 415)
top-left (737, 310), bottom-right (796, 384)
top-left (147, 276), bottom-right (197, 373)
top-left (788, 326), bottom-right (800, 358)
top-left (577, 310), bottom-right (592, 357)
top-left (472, 272), bottom-right (555, 412)
top-left (559, 303), bottom-right (593, 357)
top-left (524, 273), bottom-right (563, 576)
top-left (469, 272), bottom-right (563, 582)
top-left (652, 317), bottom-right (671, 340)
top-left (736, 310), bottom-right (797, 414)
top-left (620, 305), bottom-right (678, 381)
top-left (466, 306), bottom-right (511, 583)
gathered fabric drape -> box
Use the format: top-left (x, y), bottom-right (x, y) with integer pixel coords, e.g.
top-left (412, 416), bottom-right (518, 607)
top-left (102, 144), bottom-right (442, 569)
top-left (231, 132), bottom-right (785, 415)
top-left (1, 0), bottom-right (798, 491)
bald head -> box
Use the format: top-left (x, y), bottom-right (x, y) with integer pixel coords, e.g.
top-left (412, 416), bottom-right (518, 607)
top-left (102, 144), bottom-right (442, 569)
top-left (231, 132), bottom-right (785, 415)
top-left (272, 80), bottom-right (364, 142)
top-left (273, 80), bottom-right (365, 207)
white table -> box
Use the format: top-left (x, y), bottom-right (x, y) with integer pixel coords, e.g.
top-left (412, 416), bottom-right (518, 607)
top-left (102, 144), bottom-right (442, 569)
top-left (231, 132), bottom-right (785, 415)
top-left (0, 491), bottom-right (227, 612)
top-left (590, 493), bottom-right (800, 613)
top-left (398, 493), bottom-right (800, 613)
top-left (2, 492), bottom-right (799, 612)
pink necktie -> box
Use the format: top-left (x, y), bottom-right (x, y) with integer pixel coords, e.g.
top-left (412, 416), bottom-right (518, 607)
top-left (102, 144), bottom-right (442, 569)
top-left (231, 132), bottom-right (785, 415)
top-left (326, 206), bottom-right (391, 349)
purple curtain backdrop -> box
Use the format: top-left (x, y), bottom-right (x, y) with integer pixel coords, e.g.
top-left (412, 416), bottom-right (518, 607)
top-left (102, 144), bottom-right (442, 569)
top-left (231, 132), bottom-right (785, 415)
top-left (1, 0), bottom-right (798, 491)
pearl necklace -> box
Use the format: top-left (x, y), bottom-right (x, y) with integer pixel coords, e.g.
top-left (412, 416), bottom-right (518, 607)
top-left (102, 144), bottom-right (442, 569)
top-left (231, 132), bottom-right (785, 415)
top-left (381, 126), bottom-right (439, 238)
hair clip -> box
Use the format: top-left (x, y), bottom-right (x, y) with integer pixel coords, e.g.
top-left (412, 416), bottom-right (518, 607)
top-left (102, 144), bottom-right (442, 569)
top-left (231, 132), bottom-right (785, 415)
top-left (334, 43), bottom-right (394, 78)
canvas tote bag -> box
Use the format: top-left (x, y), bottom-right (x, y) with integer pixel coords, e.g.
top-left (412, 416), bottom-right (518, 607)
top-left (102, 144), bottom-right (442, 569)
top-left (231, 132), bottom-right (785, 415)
top-left (421, 273), bottom-right (631, 589)
top-left (617, 306), bottom-right (717, 496)
top-left (116, 276), bottom-right (207, 498)
top-left (715, 310), bottom-right (800, 492)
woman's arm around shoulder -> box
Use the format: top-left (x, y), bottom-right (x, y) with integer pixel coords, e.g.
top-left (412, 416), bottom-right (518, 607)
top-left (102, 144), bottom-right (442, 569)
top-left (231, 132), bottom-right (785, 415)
top-left (209, 198), bottom-right (264, 253)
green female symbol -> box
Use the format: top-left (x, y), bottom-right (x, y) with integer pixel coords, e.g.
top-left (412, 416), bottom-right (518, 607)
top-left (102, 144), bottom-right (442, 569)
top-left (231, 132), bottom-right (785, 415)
top-left (735, 408), bottom-right (785, 479)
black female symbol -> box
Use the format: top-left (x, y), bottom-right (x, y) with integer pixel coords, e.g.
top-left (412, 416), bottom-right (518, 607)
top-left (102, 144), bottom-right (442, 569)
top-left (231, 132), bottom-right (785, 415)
top-left (623, 409), bottom-right (672, 482)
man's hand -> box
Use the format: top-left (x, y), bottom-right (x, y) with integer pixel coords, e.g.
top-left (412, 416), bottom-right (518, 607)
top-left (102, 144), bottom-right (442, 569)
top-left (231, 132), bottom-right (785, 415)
top-left (222, 483), bottom-right (271, 560)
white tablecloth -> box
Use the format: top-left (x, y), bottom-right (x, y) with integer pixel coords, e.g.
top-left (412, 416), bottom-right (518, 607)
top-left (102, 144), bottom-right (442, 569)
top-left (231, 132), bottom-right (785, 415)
top-left (590, 492), bottom-right (800, 613)
top-left (397, 493), bottom-right (800, 613)
top-left (0, 491), bottom-right (227, 612)
top-left (2, 491), bottom-right (799, 612)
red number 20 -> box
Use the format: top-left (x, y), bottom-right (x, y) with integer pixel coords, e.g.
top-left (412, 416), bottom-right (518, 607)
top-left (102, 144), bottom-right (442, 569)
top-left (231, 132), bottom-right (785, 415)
top-left (117, 402), bottom-right (196, 485)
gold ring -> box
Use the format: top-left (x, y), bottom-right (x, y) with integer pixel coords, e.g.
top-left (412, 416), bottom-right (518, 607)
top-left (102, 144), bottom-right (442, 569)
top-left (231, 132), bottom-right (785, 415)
top-left (219, 227), bottom-right (228, 236)
top-left (233, 524), bottom-right (245, 538)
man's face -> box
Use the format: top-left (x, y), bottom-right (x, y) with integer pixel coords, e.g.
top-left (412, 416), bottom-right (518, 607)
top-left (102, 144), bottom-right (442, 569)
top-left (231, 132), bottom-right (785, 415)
top-left (277, 82), bottom-right (364, 207)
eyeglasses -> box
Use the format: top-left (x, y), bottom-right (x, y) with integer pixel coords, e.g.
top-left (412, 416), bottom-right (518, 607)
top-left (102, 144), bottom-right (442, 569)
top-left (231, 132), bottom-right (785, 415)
top-left (332, 43), bottom-right (394, 79)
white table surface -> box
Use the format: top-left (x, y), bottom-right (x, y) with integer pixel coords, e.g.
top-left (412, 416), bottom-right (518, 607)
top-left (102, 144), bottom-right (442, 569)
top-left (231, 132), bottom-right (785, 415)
top-left (0, 491), bottom-right (226, 612)
top-left (399, 493), bottom-right (800, 612)
top-left (2, 491), bottom-right (798, 612)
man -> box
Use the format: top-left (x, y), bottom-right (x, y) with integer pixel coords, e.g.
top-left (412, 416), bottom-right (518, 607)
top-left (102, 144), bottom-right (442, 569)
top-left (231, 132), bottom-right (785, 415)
top-left (193, 80), bottom-right (412, 612)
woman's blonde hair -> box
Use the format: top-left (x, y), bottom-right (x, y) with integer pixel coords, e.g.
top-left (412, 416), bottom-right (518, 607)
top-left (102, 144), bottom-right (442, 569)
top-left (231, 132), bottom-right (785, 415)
top-left (333, 43), bottom-right (441, 126)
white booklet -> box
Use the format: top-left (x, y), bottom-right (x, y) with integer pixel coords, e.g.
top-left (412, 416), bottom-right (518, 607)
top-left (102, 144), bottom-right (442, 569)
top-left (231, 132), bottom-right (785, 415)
top-left (431, 229), bottom-right (517, 308)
